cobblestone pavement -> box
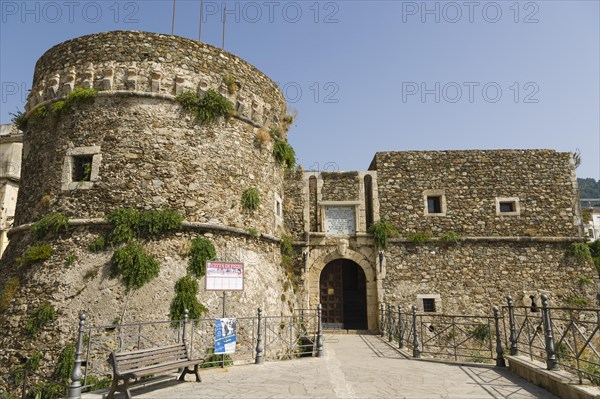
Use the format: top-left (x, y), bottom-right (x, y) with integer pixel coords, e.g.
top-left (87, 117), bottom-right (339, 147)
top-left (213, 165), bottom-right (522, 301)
top-left (84, 334), bottom-right (558, 398)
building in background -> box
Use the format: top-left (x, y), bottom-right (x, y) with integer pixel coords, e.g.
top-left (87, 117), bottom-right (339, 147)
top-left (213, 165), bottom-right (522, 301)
top-left (0, 124), bottom-right (21, 258)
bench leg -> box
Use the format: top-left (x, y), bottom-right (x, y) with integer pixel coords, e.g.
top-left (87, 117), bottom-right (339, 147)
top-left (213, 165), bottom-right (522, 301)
top-left (122, 377), bottom-right (133, 399)
top-left (107, 379), bottom-right (118, 399)
top-left (178, 364), bottom-right (201, 383)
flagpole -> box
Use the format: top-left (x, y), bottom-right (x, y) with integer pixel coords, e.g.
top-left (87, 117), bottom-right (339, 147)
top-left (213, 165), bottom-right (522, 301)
top-left (171, 0), bottom-right (176, 35)
top-left (222, 4), bottom-right (226, 49)
top-left (198, 0), bottom-right (204, 41)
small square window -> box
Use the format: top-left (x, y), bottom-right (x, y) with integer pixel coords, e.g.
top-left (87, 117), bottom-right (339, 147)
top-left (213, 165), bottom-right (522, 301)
top-left (423, 298), bottom-right (436, 312)
top-left (72, 155), bottom-right (93, 182)
top-left (495, 197), bottom-right (520, 215)
top-left (427, 196), bottom-right (442, 214)
top-left (499, 202), bottom-right (515, 213)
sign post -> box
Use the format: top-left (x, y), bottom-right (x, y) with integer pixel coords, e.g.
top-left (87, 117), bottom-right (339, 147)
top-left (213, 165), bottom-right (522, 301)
top-left (206, 261), bottom-right (244, 367)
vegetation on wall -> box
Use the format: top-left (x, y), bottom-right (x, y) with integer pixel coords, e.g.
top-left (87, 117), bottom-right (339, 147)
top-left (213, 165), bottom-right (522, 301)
top-left (273, 140), bottom-right (296, 171)
top-left (567, 242), bottom-right (592, 263)
top-left (440, 231), bottom-right (463, 244)
top-left (88, 235), bottom-right (107, 252)
top-left (24, 303), bottom-right (56, 337)
top-left (169, 275), bottom-right (208, 325)
top-left (0, 277), bottom-right (20, 312)
top-left (52, 344), bottom-right (75, 383)
top-left (241, 188), bottom-right (260, 211)
top-left (187, 237), bottom-right (216, 278)
top-left (280, 235), bottom-right (294, 276)
top-left (9, 110), bottom-right (27, 131)
top-left (407, 231), bottom-right (431, 244)
top-left (368, 218), bottom-right (398, 249)
top-left (31, 212), bottom-right (69, 239)
top-left (223, 75), bottom-right (239, 94)
top-left (110, 243), bottom-right (160, 292)
top-left (589, 240), bottom-right (600, 275)
top-left (17, 244), bottom-right (53, 266)
top-left (106, 208), bottom-right (184, 245)
top-left (176, 89), bottom-right (235, 124)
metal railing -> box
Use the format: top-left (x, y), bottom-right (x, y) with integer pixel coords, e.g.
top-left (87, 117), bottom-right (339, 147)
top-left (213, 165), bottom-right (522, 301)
top-left (380, 303), bottom-right (505, 366)
top-left (380, 296), bottom-right (600, 385)
top-left (65, 305), bottom-right (323, 398)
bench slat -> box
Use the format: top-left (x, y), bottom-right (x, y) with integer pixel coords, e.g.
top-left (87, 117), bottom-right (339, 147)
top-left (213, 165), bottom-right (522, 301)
top-left (125, 359), bottom-right (203, 379)
top-left (117, 349), bottom-right (187, 369)
top-left (115, 344), bottom-right (185, 359)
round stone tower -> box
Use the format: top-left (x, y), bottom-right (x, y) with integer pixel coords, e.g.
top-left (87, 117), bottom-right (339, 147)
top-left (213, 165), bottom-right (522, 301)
top-left (0, 31), bottom-right (298, 391)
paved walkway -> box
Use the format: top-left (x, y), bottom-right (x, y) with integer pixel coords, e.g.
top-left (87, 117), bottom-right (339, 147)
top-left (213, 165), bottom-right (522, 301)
top-left (85, 335), bottom-right (557, 398)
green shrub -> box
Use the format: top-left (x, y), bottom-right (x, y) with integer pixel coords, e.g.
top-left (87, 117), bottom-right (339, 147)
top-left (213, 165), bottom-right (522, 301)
top-left (270, 128), bottom-right (282, 140)
top-left (65, 253), bottom-right (76, 267)
top-left (470, 323), bottom-right (491, 343)
top-left (566, 296), bottom-right (589, 307)
top-left (52, 88), bottom-right (97, 118)
top-left (280, 235), bottom-right (294, 274)
top-left (241, 188), bottom-right (260, 211)
top-left (368, 218), bottom-right (399, 249)
top-left (176, 89), bottom-right (234, 124)
top-left (273, 140), bottom-right (296, 171)
top-left (408, 231), bottom-right (431, 244)
top-left (27, 352), bottom-right (42, 373)
top-left (169, 275), bottom-right (208, 326)
top-left (247, 227), bottom-right (259, 238)
top-left (24, 303), bottom-right (56, 337)
top-left (110, 243), bottom-right (160, 292)
top-left (440, 231), bottom-right (462, 244)
top-left (17, 244), bottom-right (53, 266)
top-left (106, 208), bottom-right (183, 244)
top-left (52, 344), bottom-right (75, 383)
top-left (84, 375), bottom-right (112, 391)
top-left (10, 109), bottom-right (27, 131)
top-left (200, 348), bottom-right (233, 368)
top-left (31, 212), bottom-right (69, 239)
top-left (579, 276), bottom-right (593, 288)
top-left (187, 237), bottom-right (216, 278)
top-left (568, 242), bottom-right (592, 262)
top-left (88, 235), bottom-right (107, 252)
top-left (26, 382), bottom-right (65, 399)
top-left (0, 277), bottom-right (20, 312)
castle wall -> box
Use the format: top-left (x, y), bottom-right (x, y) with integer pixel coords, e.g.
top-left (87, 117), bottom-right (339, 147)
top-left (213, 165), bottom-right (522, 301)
top-left (371, 150), bottom-right (581, 238)
top-left (382, 240), bottom-right (597, 315)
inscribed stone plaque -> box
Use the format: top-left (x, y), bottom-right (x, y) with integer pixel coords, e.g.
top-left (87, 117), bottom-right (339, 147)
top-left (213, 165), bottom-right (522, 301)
top-left (324, 206), bottom-right (355, 235)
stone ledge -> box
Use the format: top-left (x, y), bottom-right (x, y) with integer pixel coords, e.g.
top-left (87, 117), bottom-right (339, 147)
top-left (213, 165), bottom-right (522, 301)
top-left (7, 219), bottom-right (280, 243)
top-left (507, 355), bottom-right (600, 399)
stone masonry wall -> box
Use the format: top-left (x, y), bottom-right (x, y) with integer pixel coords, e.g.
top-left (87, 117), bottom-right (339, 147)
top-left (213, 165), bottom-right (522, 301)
top-left (383, 240), bottom-right (597, 314)
top-left (320, 172), bottom-right (360, 202)
top-left (371, 150), bottom-right (580, 237)
top-left (0, 228), bottom-right (298, 391)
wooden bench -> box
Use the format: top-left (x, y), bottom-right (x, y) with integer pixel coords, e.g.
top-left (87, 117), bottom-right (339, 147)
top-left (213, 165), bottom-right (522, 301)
top-left (107, 343), bottom-right (203, 399)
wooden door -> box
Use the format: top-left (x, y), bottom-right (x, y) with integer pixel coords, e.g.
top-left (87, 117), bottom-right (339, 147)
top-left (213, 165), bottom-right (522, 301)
top-left (320, 261), bottom-right (343, 329)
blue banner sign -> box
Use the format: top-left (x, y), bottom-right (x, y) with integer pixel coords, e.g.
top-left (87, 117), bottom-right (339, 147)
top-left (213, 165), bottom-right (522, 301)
top-left (214, 318), bottom-right (236, 354)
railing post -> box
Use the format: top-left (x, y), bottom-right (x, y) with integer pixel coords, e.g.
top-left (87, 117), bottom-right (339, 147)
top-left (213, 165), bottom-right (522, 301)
top-left (387, 303), bottom-right (393, 342)
top-left (398, 305), bottom-right (403, 349)
top-left (493, 306), bottom-right (506, 367)
top-left (412, 305), bottom-right (420, 358)
top-left (182, 309), bottom-right (189, 345)
top-left (380, 303), bottom-right (385, 337)
top-left (541, 294), bottom-right (559, 370)
top-left (507, 295), bottom-right (518, 356)
top-left (255, 308), bottom-right (264, 364)
top-left (317, 304), bottom-right (324, 358)
top-left (67, 312), bottom-right (86, 399)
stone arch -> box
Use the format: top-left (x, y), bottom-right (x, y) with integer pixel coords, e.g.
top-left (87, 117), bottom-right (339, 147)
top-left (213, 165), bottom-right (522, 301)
top-left (307, 247), bottom-right (378, 331)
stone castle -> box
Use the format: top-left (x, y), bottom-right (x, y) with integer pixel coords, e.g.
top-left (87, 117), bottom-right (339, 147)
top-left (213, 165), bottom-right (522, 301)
top-left (0, 31), bottom-right (596, 385)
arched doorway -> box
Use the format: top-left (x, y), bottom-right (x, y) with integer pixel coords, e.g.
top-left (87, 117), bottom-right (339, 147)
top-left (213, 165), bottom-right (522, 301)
top-left (319, 259), bottom-right (368, 330)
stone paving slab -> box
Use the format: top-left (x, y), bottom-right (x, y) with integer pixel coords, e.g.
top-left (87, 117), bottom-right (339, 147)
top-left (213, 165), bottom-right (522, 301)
top-left (84, 334), bottom-right (558, 398)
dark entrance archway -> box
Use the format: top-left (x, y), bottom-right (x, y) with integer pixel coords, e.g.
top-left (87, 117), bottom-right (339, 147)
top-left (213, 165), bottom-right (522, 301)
top-left (319, 259), bottom-right (368, 330)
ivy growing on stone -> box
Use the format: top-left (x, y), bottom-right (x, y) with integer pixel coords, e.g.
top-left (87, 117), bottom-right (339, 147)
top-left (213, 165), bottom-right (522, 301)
top-left (169, 275), bottom-right (208, 326)
top-left (52, 344), bottom-right (75, 384)
top-left (567, 242), bottom-right (592, 263)
top-left (31, 212), bottom-right (69, 239)
top-left (280, 235), bottom-right (294, 274)
top-left (88, 235), bottom-right (107, 252)
top-left (176, 89), bottom-right (235, 125)
top-left (9, 109), bottom-right (27, 131)
top-left (187, 237), bottom-right (216, 278)
top-left (110, 242), bottom-right (160, 292)
top-left (368, 218), bottom-right (399, 249)
top-left (407, 231), bottom-right (431, 244)
top-left (17, 244), bottom-right (53, 266)
top-left (51, 88), bottom-right (98, 118)
top-left (241, 188), bottom-right (260, 211)
top-left (106, 208), bottom-right (184, 245)
top-left (273, 140), bottom-right (296, 171)
top-left (0, 277), bottom-right (20, 313)
top-left (24, 303), bottom-right (56, 337)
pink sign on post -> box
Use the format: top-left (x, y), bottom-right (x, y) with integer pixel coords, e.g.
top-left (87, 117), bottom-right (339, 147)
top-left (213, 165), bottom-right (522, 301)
top-left (205, 261), bottom-right (244, 291)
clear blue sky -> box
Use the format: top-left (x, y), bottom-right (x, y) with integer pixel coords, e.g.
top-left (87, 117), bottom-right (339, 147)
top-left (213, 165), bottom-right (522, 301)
top-left (1, 0), bottom-right (598, 179)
